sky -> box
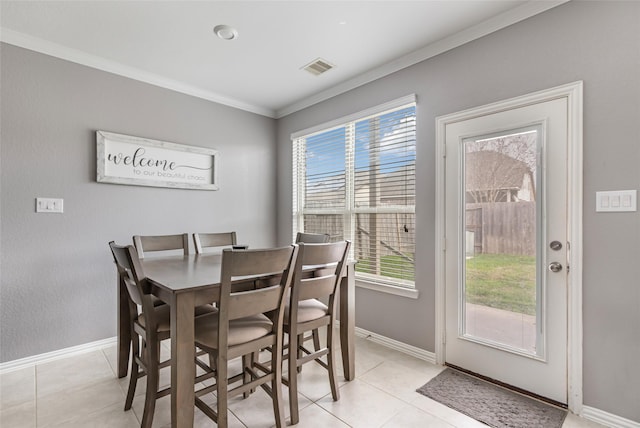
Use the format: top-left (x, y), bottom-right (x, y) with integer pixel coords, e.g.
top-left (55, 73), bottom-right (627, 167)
top-left (304, 106), bottom-right (416, 183)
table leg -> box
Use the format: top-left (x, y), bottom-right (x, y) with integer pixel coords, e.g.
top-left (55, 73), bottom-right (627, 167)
top-left (339, 262), bottom-right (355, 380)
top-left (171, 292), bottom-right (196, 428)
top-left (117, 272), bottom-right (131, 378)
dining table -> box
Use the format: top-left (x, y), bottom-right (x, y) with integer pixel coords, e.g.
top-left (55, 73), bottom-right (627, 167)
top-left (116, 252), bottom-right (355, 428)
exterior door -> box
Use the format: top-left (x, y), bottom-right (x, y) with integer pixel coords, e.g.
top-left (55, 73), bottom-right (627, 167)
top-left (443, 97), bottom-right (569, 404)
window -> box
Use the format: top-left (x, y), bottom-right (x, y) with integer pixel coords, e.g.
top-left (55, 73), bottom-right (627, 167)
top-left (292, 96), bottom-right (416, 288)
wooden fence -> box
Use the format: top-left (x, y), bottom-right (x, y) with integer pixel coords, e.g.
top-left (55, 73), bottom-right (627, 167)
top-left (304, 213), bottom-right (415, 260)
top-left (305, 203), bottom-right (532, 258)
top-left (466, 202), bottom-right (536, 256)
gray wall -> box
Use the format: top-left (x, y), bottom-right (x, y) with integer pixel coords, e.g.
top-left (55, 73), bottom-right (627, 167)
top-left (1, 44), bottom-right (277, 362)
top-left (276, 1), bottom-right (639, 421)
top-left (2, 0), bottom-right (639, 422)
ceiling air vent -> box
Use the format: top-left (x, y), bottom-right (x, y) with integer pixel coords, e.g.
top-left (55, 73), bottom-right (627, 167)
top-left (302, 58), bottom-right (334, 76)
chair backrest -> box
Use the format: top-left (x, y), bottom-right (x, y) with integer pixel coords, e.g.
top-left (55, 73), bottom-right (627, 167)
top-left (295, 232), bottom-right (330, 244)
top-left (290, 241), bottom-right (350, 314)
top-left (217, 246), bottom-right (297, 342)
top-left (193, 232), bottom-right (237, 254)
top-left (132, 234), bottom-right (190, 258)
top-left (109, 241), bottom-right (157, 326)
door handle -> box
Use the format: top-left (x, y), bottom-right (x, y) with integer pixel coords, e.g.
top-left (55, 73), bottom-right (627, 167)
top-left (548, 262), bottom-right (563, 273)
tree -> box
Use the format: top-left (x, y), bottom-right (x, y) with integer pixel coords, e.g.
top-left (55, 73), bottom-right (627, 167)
top-left (465, 131), bottom-right (537, 204)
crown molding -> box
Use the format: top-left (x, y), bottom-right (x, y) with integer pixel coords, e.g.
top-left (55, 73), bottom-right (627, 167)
top-left (0, 1), bottom-right (567, 120)
top-left (0, 27), bottom-right (277, 118)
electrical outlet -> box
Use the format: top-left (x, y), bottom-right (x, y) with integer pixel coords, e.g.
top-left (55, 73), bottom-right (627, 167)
top-left (36, 198), bottom-right (64, 213)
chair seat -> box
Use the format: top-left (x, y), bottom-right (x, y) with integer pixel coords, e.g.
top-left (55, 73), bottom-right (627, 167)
top-left (285, 299), bottom-right (328, 324)
top-left (138, 304), bottom-right (217, 332)
top-left (195, 312), bottom-right (273, 348)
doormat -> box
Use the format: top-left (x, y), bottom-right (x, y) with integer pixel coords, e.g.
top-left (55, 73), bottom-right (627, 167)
top-left (416, 368), bottom-right (567, 428)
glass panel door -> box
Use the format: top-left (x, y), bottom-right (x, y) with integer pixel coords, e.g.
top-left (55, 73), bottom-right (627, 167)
top-left (443, 94), bottom-right (572, 404)
top-left (462, 126), bottom-right (542, 357)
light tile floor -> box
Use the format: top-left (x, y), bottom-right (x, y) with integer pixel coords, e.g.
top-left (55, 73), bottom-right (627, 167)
top-left (1, 334), bottom-right (606, 428)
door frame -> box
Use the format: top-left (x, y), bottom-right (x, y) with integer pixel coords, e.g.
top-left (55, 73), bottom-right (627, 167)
top-left (434, 81), bottom-right (583, 413)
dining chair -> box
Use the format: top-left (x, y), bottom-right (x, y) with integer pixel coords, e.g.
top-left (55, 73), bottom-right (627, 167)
top-left (192, 245), bottom-right (298, 428)
top-left (193, 231), bottom-right (237, 254)
top-left (293, 231), bottom-right (332, 353)
top-left (295, 232), bottom-right (330, 244)
top-left (132, 233), bottom-right (190, 258)
top-left (108, 241), bottom-right (174, 428)
top-left (110, 241), bottom-right (215, 428)
top-left (284, 240), bottom-right (350, 425)
top-left (132, 233), bottom-right (190, 310)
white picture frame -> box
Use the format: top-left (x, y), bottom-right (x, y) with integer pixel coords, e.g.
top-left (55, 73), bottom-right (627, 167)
top-left (96, 131), bottom-right (218, 190)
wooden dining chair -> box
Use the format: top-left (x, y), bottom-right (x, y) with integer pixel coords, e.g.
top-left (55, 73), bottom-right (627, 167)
top-left (110, 241), bottom-right (215, 427)
top-left (193, 231), bottom-right (237, 254)
top-left (108, 241), bottom-right (174, 428)
top-left (132, 233), bottom-right (190, 310)
top-left (132, 233), bottom-right (190, 258)
top-left (284, 241), bottom-right (350, 425)
top-left (192, 245), bottom-right (298, 428)
top-left (295, 232), bottom-right (330, 244)
top-left (294, 231), bottom-right (332, 353)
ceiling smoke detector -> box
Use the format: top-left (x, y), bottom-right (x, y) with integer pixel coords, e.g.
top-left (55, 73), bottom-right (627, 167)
top-left (302, 58), bottom-right (334, 76)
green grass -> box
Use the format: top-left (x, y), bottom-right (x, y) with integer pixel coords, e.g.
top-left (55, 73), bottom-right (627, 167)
top-left (356, 255), bottom-right (415, 282)
top-left (465, 253), bottom-right (536, 315)
top-left (354, 253), bottom-right (535, 315)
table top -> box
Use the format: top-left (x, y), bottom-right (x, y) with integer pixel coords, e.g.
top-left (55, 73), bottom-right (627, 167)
top-left (141, 252), bottom-right (354, 296)
top-left (141, 254), bottom-right (223, 292)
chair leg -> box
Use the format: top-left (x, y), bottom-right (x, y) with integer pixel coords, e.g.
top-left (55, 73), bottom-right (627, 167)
top-left (326, 325), bottom-right (340, 401)
top-left (217, 355), bottom-right (229, 428)
top-left (288, 332), bottom-right (300, 425)
top-left (242, 354), bottom-right (252, 399)
top-left (272, 337), bottom-right (286, 428)
top-left (141, 340), bottom-right (159, 428)
top-left (124, 361), bottom-right (138, 410)
top-left (296, 334), bottom-right (304, 374)
top-left (312, 328), bottom-right (321, 351)
top-left (209, 353), bottom-right (216, 371)
top-left (125, 335), bottom-right (140, 410)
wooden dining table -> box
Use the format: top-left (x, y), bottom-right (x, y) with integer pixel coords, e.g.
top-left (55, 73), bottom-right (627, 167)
top-left (116, 252), bottom-right (355, 428)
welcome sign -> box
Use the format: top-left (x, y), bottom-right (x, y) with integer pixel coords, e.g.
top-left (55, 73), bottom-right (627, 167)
top-left (96, 131), bottom-right (218, 190)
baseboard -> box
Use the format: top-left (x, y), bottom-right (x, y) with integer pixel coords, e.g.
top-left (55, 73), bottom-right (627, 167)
top-left (0, 337), bottom-right (117, 374)
top-left (582, 406), bottom-right (640, 428)
top-left (351, 324), bottom-right (437, 364)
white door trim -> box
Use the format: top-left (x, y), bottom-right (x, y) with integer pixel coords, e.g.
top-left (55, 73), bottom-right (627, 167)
top-left (434, 81), bottom-right (583, 414)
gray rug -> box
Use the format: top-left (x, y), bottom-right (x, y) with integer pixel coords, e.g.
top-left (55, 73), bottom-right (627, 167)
top-left (416, 369), bottom-right (567, 428)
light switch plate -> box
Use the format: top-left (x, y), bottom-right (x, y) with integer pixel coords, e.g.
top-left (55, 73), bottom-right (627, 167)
top-left (36, 197), bottom-right (64, 213)
top-left (596, 190), bottom-right (636, 212)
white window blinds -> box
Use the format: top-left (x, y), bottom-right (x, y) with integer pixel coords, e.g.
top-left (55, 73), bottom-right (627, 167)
top-left (293, 96), bottom-right (416, 288)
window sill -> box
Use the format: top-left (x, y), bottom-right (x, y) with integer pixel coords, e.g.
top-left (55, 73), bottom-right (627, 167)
top-left (355, 279), bottom-right (419, 299)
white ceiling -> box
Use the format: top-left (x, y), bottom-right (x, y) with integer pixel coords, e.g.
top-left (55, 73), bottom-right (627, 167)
top-left (0, 1), bottom-right (565, 118)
